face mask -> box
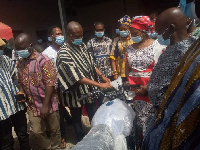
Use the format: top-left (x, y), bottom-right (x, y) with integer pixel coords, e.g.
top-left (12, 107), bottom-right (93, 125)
top-left (0, 50), bottom-right (4, 56)
top-left (37, 39), bottom-right (42, 43)
top-left (16, 50), bottom-right (31, 58)
top-left (180, 0), bottom-right (198, 19)
top-left (95, 31), bottom-right (104, 38)
top-left (55, 36), bottom-right (65, 45)
top-left (48, 37), bottom-right (52, 42)
top-left (119, 31), bottom-right (129, 37)
top-left (73, 38), bottom-right (82, 46)
top-left (132, 36), bottom-right (142, 43)
top-left (157, 35), bottom-right (170, 46)
top-left (116, 29), bottom-right (120, 35)
top-left (149, 32), bottom-right (158, 39)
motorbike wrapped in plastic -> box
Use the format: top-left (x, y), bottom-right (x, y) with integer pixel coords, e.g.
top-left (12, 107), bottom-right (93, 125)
top-left (71, 124), bottom-right (114, 150)
top-left (91, 98), bottom-right (135, 137)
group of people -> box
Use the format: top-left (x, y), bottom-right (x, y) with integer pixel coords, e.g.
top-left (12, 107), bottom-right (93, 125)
top-left (0, 0), bottom-right (200, 149)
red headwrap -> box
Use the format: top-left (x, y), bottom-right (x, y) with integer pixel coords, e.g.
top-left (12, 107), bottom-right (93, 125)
top-left (131, 16), bottom-right (155, 33)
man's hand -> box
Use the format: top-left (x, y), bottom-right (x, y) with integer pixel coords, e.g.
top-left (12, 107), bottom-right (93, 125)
top-left (101, 75), bottom-right (111, 83)
top-left (99, 82), bottom-right (112, 89)
top-left (16, 92), bottom-right (26, 103)
top-left (135, 85), bottom-right (148, 96)
top-left (40, 105), bottom-right (50, 118)
top-left (113, 74), bottom-right (118, 80)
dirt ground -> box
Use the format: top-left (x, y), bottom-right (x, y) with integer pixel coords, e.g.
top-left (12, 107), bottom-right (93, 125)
top-left (13, 114), bottom-right (91, 150)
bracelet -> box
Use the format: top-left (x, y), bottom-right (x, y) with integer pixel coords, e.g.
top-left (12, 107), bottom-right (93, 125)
top-left (112, 71), bottom-right (118, 75)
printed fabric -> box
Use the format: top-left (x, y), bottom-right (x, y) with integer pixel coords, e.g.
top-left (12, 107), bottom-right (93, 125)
top-left (87, 36), bottom-right (112, 77)
top-left (17, 50), bottom-right (58, 116)
top-left (143, 38), bottom-right (200, 150)
top-left (147, 36), bottom-right (197, 108)
top-left (110, 37), bottom-right (134, 77)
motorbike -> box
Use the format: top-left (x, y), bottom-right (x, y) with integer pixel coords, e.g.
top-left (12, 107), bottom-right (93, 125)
top-left (71, 77), bottom-right (137, 150)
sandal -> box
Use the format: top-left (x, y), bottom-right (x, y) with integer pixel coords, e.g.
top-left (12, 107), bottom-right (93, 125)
top-left (60, 139), bottom-right (66, 149)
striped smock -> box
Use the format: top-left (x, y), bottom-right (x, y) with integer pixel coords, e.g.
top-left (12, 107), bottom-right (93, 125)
top-left (57, 42), bottom-right (98, 107)
top-left (0, 55), bottom-right (26, 121)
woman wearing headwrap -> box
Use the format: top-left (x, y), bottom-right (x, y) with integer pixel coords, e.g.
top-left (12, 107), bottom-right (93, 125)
top-left (110, 15), bottom-right (134, 81)
top-left (125, 16), bottom-right (166, 146)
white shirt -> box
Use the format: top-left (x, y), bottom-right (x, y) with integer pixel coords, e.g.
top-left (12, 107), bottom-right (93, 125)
top-left (42, 46), bottom-right (58, 67)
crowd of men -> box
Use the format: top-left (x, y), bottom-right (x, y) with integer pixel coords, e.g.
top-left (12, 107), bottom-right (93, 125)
top-left (0, 0), bottom-right (200, 149)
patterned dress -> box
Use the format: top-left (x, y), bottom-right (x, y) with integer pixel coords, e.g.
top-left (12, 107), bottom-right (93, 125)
top-left (87, 36), bottom-right (112, 77)
top-left (126, 40), bottom-right (166, 141)
top-left (110, 36), bottom-right (133, 77)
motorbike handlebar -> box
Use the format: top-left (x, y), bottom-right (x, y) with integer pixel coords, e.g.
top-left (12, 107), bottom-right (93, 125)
top-left (77, 83), bottom-right (141, 102)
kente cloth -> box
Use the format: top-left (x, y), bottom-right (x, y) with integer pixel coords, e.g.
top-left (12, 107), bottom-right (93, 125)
top-left (147, 37), bottom-right (197, 108)
top-left (131, 16), bottom-right (155, 34)
top-left (191, 27), bottom-right (200, 38)
top-left (143, 38), bottom-right (200, 150)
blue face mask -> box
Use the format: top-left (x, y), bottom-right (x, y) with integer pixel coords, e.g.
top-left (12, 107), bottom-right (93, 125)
top-left (116, 29), bottom-right (120, 35)
top-left (180, 0), bottom-right (198, 19)
top-left (157, 35), bottom-right (170, 46)
top-left (48, 37), bottom-right (52, 42)
top-left (0, 50), bottom-right (4, 56)
top-left (73, 38), bottom-right (82, 46)
top-left (37, 39), bottom-right (42, 43)
top-left (95, 31), bottom-right (104, 38)
top-left (119, 31), bottom-right (129, 37)
top-left (132, 36), bottom-right (142, 43)
top-left (16, 50), bottom-right (31, 58)
top-left (55, 36), bottom-right (65, 45)
top-left (149, 32), bottom-right (158, 39)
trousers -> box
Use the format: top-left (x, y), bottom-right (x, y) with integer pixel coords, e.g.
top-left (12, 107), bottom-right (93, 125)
top-left (28, 111), bottom-right (61, 150)
top-left (0, 109), bottom-right (30, 150)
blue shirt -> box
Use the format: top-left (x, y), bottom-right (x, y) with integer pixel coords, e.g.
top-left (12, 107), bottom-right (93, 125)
top-left (0, 55), bottom-right (26, 121)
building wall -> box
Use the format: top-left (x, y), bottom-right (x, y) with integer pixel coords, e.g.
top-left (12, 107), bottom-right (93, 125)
top-left (76, 0), bottom-right (141, 41)
top-left (0, 0), bottom-right (178, 44)
top-left (0, 0), bottom-right (61, 43)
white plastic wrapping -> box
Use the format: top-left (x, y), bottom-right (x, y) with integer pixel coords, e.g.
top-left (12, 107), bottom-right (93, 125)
top-left (111, 76), bottom-right (122, 90)
top-left (71, 124), bottom-right (114, 150)
top-left (114, 135), bottom-right (127, 150)
top-left (91, 98), bottom-right (135, 137)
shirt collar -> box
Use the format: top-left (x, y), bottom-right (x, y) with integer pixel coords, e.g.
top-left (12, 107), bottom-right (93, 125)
top-left (29, 49), bottom-right (37, 60)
